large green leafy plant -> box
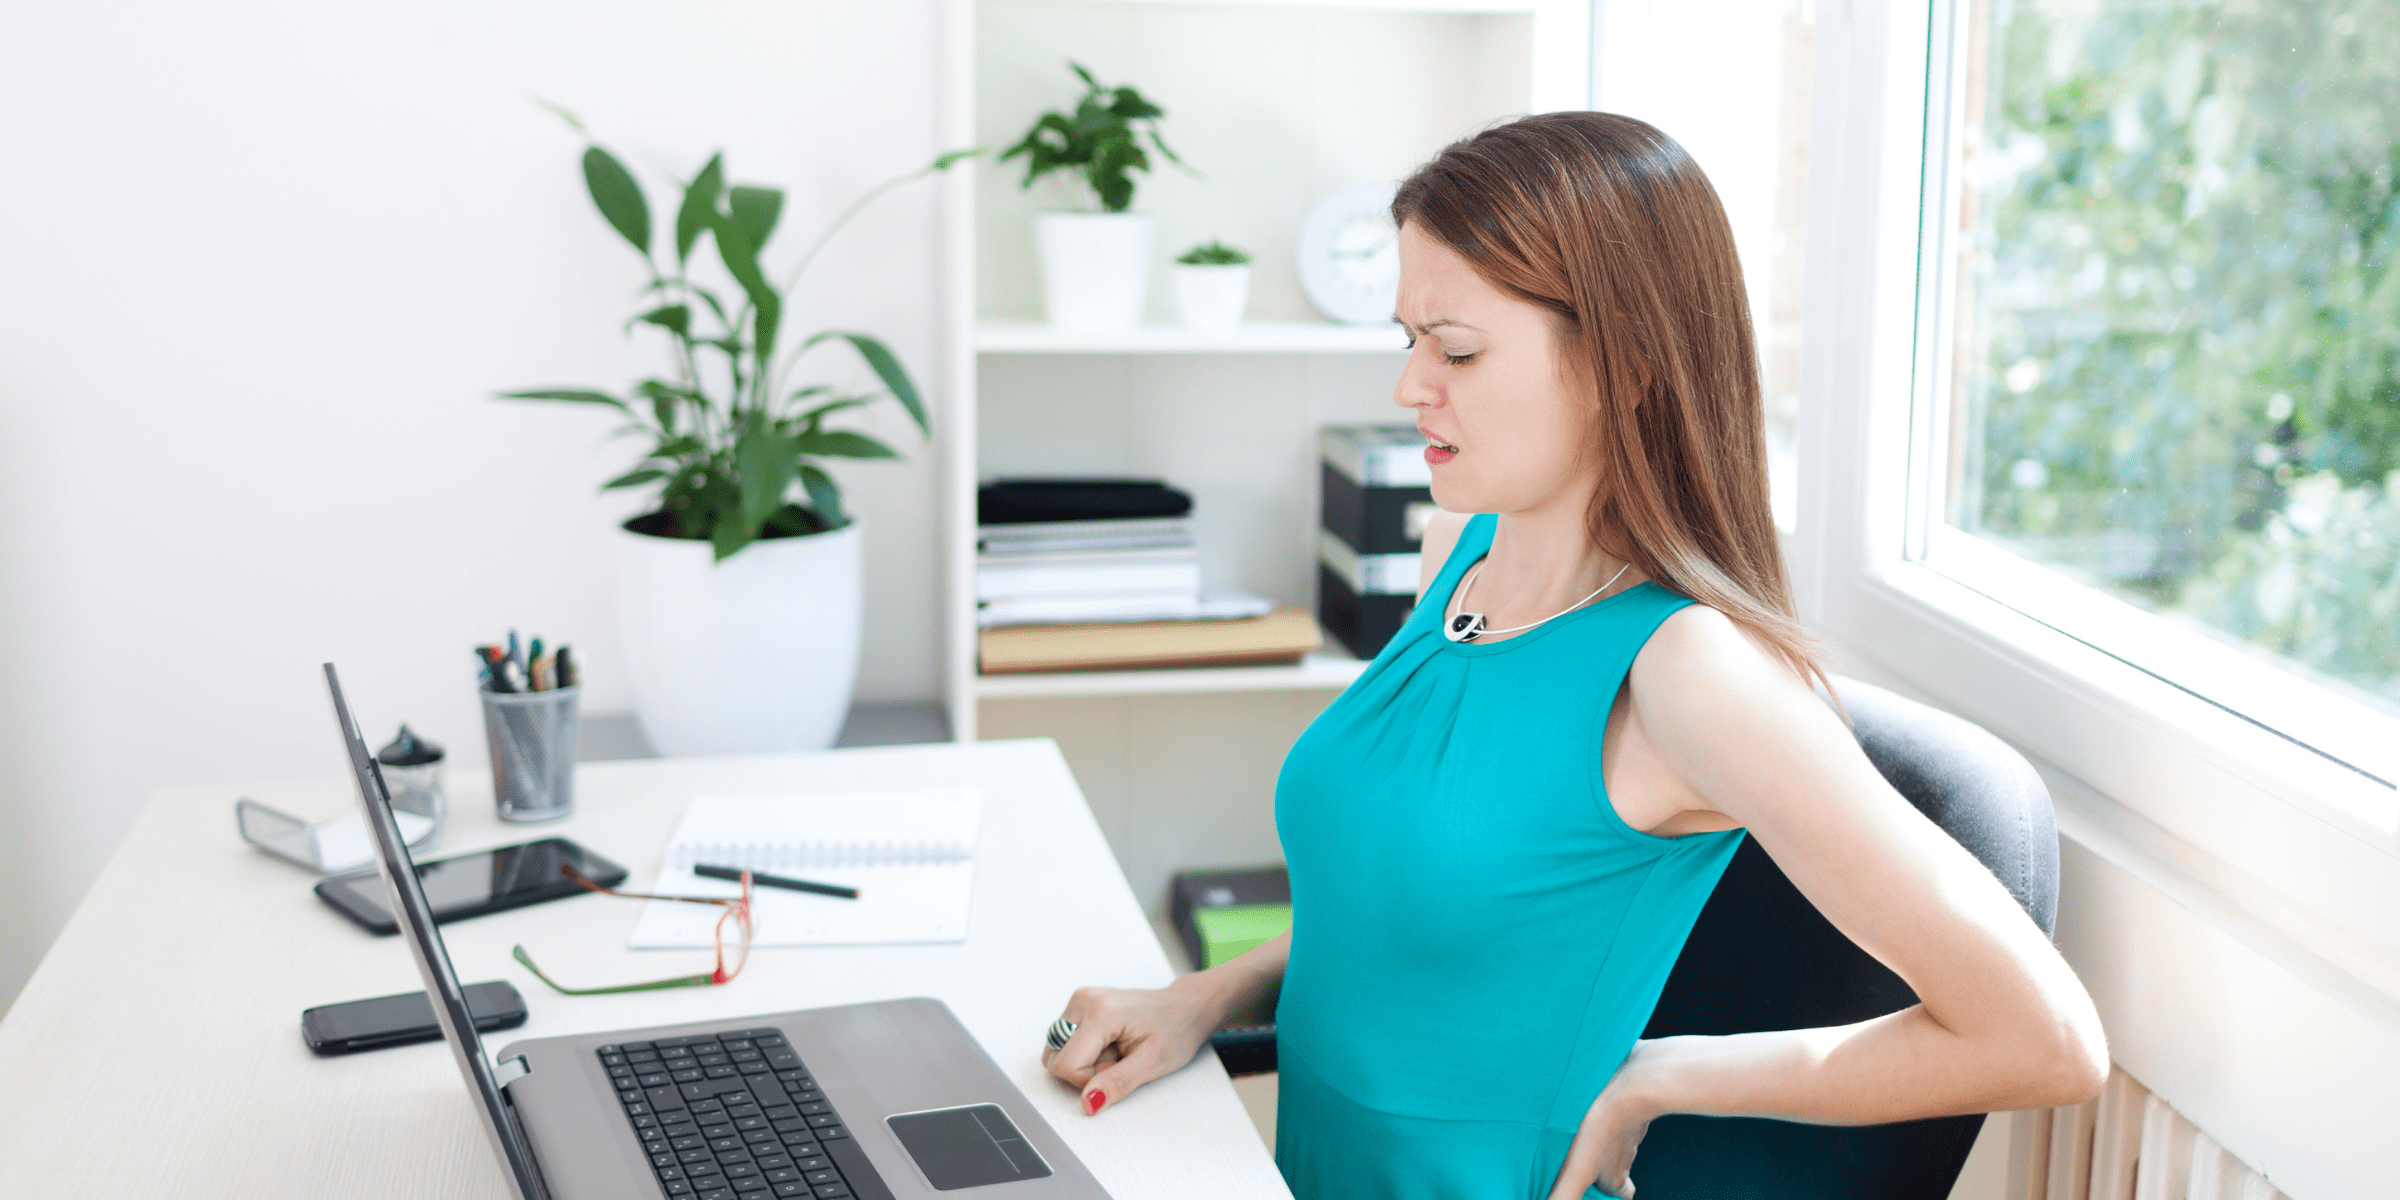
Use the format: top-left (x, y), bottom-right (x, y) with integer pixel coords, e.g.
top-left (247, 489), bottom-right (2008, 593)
top-left (1001, 62), bottom-right (1184, 213)
top-left (505, 109), bottom-right (970, 560)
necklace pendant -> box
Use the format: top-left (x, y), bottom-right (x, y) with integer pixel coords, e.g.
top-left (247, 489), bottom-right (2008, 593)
top-left (1445, 611), bottom-right (1486, 643)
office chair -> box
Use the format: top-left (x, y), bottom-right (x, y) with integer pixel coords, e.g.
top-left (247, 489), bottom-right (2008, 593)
top-left (1207, 675), bottom-right (2060, 1199)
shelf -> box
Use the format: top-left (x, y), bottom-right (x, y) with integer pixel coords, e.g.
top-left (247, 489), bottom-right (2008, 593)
top-left (947, 0), bottom-right (1578, 738)
top-left (975, 652), bottom-right (1369, 699)
top-left (1031, 0), bottom-right (1539, 13)
top-left (976, 320), bottom-right (1409, 355)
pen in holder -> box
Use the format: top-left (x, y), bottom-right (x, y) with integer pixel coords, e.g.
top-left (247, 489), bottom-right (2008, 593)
top-left (482, 685), bottom-right (580, 822)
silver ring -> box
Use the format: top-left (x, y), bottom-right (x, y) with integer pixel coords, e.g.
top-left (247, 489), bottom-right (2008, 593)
top-left (1044, 1017), bottom-right (1077, 1053)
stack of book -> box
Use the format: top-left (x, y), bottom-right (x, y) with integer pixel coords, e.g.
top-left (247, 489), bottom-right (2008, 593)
top-left (976, 480), bottom-right (1221, 626)
top-left (976, 479), bottom-right (1319, 674)
top-left (1317, 425), bottom-right (1439, 658)
top-left (977, 517), bottom-right (1215, 625)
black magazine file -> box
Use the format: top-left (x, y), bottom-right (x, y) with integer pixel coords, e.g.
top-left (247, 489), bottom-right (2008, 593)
top-left (1628, 677), bottom-right (2061, 1199)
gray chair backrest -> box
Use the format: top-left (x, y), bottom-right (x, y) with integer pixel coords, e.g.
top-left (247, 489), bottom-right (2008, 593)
top-left (1846, 677), bottom-right (2058, 936)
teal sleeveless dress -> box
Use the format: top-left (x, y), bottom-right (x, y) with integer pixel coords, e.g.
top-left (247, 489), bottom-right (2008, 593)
top-left (1273, 513), bottom-right (1746, 1200)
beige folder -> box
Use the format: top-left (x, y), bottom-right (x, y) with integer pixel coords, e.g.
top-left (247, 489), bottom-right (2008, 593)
top-left (978, 607), bottom-right (1323, 674)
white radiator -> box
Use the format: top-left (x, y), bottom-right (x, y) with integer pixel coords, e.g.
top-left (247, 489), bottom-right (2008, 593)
top-left (2010, 1067), bottom-right (2290, 1200)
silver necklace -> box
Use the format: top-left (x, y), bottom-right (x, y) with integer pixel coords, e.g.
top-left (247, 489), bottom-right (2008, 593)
top-left (1444, 559), bottom-right (1632, 643)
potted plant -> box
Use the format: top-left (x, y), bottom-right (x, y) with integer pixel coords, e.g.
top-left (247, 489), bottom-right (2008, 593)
top-left (504, 108), bottom-right (970, 756)
top-left (1172, 240), bottom-right (1251, 330)
top-left (1001, 62), bottom-right (1187, 330)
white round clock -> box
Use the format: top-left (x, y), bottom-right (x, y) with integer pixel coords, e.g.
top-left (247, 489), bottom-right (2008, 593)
top-left (1296, 181), bottom-right (1401, 325)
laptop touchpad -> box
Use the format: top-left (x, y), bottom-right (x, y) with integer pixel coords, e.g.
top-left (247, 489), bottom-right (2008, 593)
top-left (885, 1105), bottom-right (1054, 1190)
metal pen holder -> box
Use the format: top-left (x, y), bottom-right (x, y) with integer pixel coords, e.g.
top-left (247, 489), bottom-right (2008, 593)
top-left (481, 684), bottom-right (580, 822)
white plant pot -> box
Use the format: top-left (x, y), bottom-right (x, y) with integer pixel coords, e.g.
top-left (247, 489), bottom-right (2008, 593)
top-left (616, 520), bottom-right (863, 757)
top-left (1173, 264), bottom-right (1251, 330)
top-left (1036, 212), bottom-right (1156, 330)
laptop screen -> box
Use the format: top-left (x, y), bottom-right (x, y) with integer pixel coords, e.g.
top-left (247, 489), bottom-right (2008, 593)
top-left (326, 663), bottom-right (549, 1200)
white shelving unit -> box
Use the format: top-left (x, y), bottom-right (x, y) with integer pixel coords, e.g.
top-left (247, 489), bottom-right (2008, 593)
top-left (939, 0), bottom-right (1591, 741)
top-left (975, 650), bottom-right (1371, 699)
top-left (976, 320), bottom-right (1410, 355)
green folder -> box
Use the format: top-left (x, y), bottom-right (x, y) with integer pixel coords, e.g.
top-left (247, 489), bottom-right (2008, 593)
top-left (1190, 902), bottom-right (1294, 968)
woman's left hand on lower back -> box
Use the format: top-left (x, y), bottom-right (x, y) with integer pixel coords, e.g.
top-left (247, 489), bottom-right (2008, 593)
top-left (1546, 1040), bottom-right (1668, 1200)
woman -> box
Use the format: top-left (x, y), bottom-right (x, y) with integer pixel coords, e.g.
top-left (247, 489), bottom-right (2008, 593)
top-left (1043, 112), bottom-right (2107, 1199)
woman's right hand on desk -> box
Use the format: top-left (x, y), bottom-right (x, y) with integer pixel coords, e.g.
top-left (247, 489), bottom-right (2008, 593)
top-left (1044, 931), bottom-right (1289, 1116)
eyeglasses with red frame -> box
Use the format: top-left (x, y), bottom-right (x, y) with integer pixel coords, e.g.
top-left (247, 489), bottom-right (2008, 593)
top-left (511, 863), bottom-right (754, 995)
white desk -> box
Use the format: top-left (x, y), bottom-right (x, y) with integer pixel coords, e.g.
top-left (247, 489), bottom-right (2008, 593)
top-left (0, 739), bottom-right (1289, 1198)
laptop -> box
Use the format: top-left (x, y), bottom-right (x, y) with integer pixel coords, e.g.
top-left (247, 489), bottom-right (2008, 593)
top-left (327, 663), bottom-right (1111, 1200)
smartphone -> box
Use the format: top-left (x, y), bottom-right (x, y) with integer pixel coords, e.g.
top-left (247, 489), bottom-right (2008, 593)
top-left (313, 837), bottom-right (628, 935)
top-left (302, 980), bottom-right (528, 1055)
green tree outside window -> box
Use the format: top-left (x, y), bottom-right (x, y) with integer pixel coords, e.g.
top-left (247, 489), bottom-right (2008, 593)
top-left (1957, 0), bottom-right (2400, 711)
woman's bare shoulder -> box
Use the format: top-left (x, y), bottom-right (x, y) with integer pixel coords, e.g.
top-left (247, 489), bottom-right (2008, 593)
top-left (1415, 509), bottom-right (1474, 602)
top-left (1624, 603), bottom-right (1863, 823)
top-left (1629, 604), bottom-right (1826, 745)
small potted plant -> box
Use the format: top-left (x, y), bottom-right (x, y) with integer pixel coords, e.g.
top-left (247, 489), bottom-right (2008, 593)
top-left (503, 106), bottom-right (970, 756)
top-left (1173, 240), bottom-right (1251, 330)
top-left (1001, 62), bottom-right (1187, 330)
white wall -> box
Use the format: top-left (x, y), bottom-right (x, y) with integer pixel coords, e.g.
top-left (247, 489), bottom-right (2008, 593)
top-left (1596, 0), bottom-right (1808, 526)
top-left (1595, 0), bottom-right (1794, 363)
top-left (0, 0), bottom-right (946, 1011)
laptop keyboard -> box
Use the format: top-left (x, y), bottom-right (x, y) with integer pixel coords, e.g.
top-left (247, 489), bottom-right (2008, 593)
top-left (600, 1028), bottom-right (893, 1200)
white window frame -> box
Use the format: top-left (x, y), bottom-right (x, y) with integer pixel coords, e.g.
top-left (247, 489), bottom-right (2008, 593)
top-left (1793, 0), bottom-right (2400, 982)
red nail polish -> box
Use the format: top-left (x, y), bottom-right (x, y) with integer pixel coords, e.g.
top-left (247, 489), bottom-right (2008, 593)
top-left (1084, 1089), bottom-right (1105, 1114)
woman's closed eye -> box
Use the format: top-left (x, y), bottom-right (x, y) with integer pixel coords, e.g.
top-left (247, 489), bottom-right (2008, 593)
top-left (1402, 335), bottom-right (1479, 366)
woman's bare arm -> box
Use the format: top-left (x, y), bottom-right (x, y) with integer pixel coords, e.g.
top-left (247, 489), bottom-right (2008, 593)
top-left (1550, 608), bottom-right (2107, 1196)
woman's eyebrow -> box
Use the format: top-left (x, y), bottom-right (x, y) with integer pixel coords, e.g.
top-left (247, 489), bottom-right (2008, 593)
top-left (1393, 317), bottom-right (1485, 335)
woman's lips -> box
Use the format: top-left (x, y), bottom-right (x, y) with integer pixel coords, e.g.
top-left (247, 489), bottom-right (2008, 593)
top-left (1422, 431), bottom-right (1459, 466)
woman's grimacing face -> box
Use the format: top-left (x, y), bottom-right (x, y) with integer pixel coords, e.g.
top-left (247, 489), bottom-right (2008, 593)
top-left (1392, 221), bottom-right (1594, 518)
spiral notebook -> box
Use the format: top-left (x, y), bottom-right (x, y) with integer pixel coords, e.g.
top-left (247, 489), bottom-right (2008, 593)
top-left (629, 790), bottom-right (982, 949)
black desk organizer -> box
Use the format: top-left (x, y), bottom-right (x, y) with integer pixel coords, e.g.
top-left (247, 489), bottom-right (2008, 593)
top-left (1317, 425), bottom-right (1435, 658)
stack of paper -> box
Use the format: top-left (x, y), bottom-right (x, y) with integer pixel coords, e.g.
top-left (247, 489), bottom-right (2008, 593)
top-left (975, 480), bottom-right (1273, 629)
top-left (630, 791), bottom-right (982, 948)
top-left (977, 517), bottom-right (1217, 625)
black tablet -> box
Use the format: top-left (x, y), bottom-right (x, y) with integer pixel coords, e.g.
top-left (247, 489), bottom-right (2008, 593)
top-left (314, 837), bottom-right (628, 935)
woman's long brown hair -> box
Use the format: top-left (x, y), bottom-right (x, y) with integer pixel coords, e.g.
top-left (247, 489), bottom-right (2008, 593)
top-left (1393, 112), bottom-right (1829, 693)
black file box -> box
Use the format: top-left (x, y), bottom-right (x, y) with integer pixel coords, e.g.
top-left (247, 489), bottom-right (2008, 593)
top-left (1318, 565), bottom-right (1413, 660)
top-left (1317, 426), bottom-right (1435, 659)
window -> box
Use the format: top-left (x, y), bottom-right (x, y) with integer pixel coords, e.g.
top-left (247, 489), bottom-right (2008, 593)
top-left (1908, 0), bottom-right (2400, 806)
top-left (1798, 0), bottom-right (2400, 958)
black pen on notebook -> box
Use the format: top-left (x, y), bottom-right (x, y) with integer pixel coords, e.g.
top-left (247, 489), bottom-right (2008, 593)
top-left (695, 863), bottom-right (860, 900)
